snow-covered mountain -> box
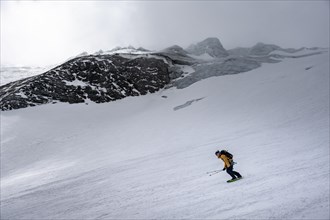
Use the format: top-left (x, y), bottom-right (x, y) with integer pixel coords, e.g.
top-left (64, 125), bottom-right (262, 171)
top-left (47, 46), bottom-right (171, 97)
top-left (0, 38), bottom-right (329, 219)
top-left (1, 38), bottom-right (326, 111)
top-left (0, 54), bottom-right (170, 110)
top-left (228, 42), bottom-right (322, 57)
top-left (186, 37), bottom-right (229, 58)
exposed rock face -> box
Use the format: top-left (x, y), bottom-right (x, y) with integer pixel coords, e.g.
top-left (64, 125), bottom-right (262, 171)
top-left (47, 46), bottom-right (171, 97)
top-left (186, 37), bottom-right (229, 58)
top-left (0, 55), bottom-right (170, 110)
top-left (1, 37), bottom-right (321, 111)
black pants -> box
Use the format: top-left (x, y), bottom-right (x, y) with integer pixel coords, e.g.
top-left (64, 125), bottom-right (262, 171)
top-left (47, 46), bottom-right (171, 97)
top-left (226, 165), bottom-right (242, 179)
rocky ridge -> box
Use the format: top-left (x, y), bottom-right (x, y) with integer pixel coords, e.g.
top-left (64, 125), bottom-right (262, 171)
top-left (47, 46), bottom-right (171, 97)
top-left (0, 55), bottom-right (170, 110)
top-left (1, 38), bottom-right (326, 111)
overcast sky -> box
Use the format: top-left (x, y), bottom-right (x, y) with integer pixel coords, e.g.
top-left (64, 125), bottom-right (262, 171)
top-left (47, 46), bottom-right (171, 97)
top-left (1, 0), bottom-right (329, 66)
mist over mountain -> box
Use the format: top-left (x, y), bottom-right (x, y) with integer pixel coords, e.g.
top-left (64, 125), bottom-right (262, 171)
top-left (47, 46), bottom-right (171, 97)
top-left (0, 37), bottom-right (327, 111)
top-left (186, 37), bottom-right (229, 58)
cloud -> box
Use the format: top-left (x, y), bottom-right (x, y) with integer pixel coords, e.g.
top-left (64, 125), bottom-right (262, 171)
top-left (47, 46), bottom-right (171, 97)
top-left (1, 1), bottom-right (329, 66)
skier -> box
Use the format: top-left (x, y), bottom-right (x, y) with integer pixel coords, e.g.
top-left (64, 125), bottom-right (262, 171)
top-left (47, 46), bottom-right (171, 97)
top-left (215, 150), bottom-right (242, 182)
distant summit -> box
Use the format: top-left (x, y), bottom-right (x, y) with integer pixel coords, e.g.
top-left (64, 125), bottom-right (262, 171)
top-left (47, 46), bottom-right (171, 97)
top-left (229, 42), bottom-right (305, 56)
top-left (249, 43), bottom-right (282, 56)
top-left (186, 37), bottom-right (229, 58)
top-left (162, 45), bottom-right (188, 55)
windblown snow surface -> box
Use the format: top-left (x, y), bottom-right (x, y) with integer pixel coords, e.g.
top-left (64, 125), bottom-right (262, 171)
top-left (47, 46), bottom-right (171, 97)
top-left (0, 66), bottom-right (53, 86)
top-left (1, 51), bottom-right (329, 219)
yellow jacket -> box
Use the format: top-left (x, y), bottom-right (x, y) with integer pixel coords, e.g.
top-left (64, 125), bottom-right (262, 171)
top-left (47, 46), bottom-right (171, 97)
top-left (219, 154), bottom-right (232, 168)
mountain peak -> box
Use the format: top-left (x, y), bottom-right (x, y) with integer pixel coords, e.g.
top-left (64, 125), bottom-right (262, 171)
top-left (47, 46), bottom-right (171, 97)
top-left (186, 37), bottom-right (229, 58)
top-left (200, 37), bottom-right (222, 44)
top-left (162, 45), bottom-right (188, 54)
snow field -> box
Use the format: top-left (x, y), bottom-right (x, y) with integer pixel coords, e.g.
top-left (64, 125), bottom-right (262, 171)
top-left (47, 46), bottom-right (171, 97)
top-left (1, 51), bottom-right (329, 219)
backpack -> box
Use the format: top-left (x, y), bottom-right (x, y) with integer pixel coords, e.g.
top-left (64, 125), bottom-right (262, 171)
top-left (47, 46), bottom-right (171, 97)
top-left (220, 150), bottom-right (233, 159)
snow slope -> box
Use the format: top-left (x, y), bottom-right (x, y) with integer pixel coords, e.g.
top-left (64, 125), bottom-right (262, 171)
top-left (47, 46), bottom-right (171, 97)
top-left (1, 51), bottom-right (329, 219)
top-left (0, 66), bottom-right (52, 86)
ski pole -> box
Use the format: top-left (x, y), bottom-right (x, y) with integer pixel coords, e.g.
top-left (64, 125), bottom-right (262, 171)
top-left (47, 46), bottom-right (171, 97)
top-left (207, 170), bottom-right (223, 176)
top-left (206, 170), bottom-right (222, 174)
top-left (209, 171), bottom-right (223, 176)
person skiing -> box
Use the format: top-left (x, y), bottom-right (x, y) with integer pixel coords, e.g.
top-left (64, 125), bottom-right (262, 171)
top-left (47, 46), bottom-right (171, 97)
top-left (215, 150), bottom-right (242, 182)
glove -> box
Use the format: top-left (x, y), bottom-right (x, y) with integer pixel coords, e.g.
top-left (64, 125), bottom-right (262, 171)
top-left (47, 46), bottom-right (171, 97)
top-left (223, 168), bottom-right (226, 171)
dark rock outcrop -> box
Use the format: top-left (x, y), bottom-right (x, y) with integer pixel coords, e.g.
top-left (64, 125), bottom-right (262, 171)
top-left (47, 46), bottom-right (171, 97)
top-left (0, 55), bottom-right (170, 111)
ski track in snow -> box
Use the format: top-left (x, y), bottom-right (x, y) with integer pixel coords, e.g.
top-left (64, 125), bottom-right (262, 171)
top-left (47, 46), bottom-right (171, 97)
top-left (1, 51), bottom-right (329, 219)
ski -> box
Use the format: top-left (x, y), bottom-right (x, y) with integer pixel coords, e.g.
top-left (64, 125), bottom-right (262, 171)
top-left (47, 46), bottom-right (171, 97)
top-left (227, 177), bottom-right (243, 183)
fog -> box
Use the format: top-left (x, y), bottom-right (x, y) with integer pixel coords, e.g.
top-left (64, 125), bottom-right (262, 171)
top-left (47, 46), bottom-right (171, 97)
top-left (1, 1), bottom-right (329, 66)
